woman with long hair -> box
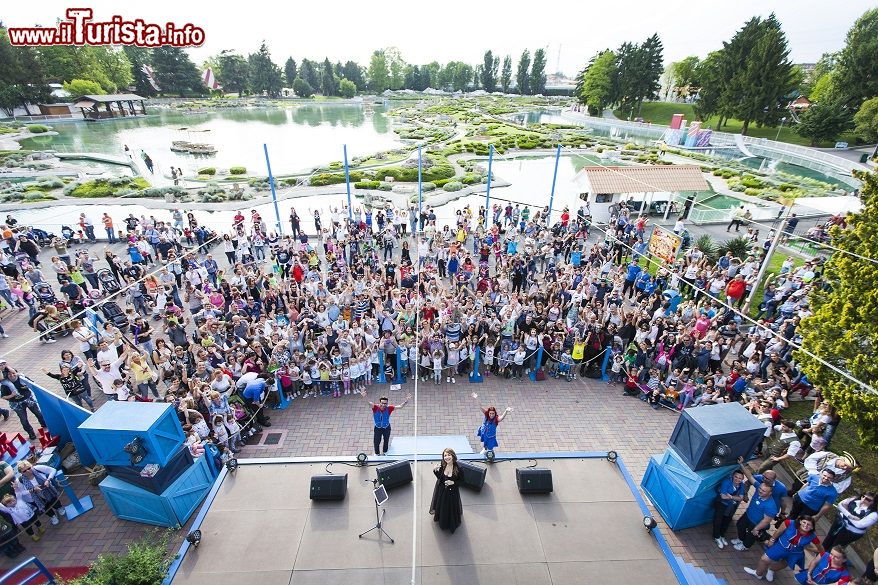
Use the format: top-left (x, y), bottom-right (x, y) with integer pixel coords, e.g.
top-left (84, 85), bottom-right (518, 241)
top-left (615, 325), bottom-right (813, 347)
top-left (475, 402), bottom-right (513, 455)
top-left (429, 448), bottom-right (462, 534)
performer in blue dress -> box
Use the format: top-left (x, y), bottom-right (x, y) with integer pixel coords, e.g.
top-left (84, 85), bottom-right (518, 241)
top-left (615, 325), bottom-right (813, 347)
top-left (794, 547), bottom-right (852, 585)
top-left (744, 516), bottom-right (822, 581)
top-left (473, 397), bottom-right (512, 454)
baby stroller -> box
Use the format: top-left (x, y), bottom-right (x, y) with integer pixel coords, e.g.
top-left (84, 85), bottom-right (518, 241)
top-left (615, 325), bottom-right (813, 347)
top-left (34, 282), bottom-right (60, 307)
top-left (100, 301), bottom-right (130, 330)
top-left (97, 268), bottom-right (121, 294)
top-left (60, 226), bottom-right (80, 244)
top-left (227, 393), bottom-right (263, 443)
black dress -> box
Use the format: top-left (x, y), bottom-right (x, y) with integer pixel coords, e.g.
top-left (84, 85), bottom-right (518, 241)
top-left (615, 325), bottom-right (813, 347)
top-left (429, 465), bottom-right (462, 533)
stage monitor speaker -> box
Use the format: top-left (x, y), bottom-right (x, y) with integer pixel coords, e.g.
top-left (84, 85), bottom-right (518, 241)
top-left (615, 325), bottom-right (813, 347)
top-left (516, 467), bottom-right (553, 494)
top-left (669, 402), bottom-right (767, 472)
top-left (458, 460), bottom-right (487, 492)
top-left (377, 460), bottom-right (412, 490)
top-left (310, 473), bottom-right (348, 501)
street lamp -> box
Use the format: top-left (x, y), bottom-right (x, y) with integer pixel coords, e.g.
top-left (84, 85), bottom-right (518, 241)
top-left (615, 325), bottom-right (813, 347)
top-left (775, 117), bottom-right (787, 141)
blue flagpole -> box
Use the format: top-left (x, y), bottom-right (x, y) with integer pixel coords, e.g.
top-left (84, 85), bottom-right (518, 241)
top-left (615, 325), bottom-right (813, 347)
top-left (485, 144), bottom-right (494, 226)
top-left (343, 144), bottom-right (353, 222)
top-left (547, 144), bottom-right (561, 226)
top-left (417, 146), bottom-right (422, 232)
top-left (263, 144), bottom-right (283, 236)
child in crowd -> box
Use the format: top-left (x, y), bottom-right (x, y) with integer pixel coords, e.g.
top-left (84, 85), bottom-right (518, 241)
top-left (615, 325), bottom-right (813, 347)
top-left (432, 350), bottom-right (444, 385)
top-left (0, 493), bottom-right (44, 542)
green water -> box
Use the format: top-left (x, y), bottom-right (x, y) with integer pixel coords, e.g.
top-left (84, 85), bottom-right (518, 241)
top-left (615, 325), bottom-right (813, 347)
top-left (18, 105), bottom-right (401, 176)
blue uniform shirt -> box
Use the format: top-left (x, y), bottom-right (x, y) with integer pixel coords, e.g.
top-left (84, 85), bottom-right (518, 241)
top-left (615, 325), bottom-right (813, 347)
top-left (798, 475), bottom-right (838, 510)
top-left (242, 379), bottom-right (266, 402)
top-left (753, 474), bottom-right (789, 510)
top-left (372, 405), bottom-right (394, 428)
top-left (626, 263), bottom-right (642, 282)
top-left (745, 493), bottom-right (779, 524)
top-left (717, 476), bottom-right (746, 508)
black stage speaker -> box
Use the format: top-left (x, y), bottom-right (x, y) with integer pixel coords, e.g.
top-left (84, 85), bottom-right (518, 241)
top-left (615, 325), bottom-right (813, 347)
top-left (376, 460), bottom-right (412, 490)
top-left (516, 467), bottom-right (553, 494)
top-left (669, 402), bottom-right (767, 471)
top-left (310, 473), bottom-right (348, 500)
top-left (458, 460), bottom-right (487, 492)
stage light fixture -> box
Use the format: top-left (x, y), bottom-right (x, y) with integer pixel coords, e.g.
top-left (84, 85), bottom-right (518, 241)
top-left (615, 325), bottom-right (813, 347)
top-left (186, 529), bottom-right (202, 548)
top-left (123, 437), bottom-right (147, 466)
top-left (485, 450), bottom-right (496, 463)
top-left (226, 458), bottom-right (238, 474)
top-left (357, 453), bottom-right (368, 466)
top-left (643, 516), bottom-right (658, 532)
top-left (710, 442), bottom-right (731, 467)
top-left (606, 451), bottom-right (618, 463)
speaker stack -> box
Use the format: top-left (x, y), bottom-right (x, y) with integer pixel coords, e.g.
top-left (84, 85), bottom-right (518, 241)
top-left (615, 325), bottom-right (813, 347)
top-left (641, 402), bottom-right (767, 530)
top-left (310, 473), bottom-right (348, 500)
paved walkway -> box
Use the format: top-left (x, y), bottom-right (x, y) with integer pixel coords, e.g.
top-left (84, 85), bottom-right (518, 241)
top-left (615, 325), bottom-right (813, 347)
top-left (0, 237), bottom-right (800, 584)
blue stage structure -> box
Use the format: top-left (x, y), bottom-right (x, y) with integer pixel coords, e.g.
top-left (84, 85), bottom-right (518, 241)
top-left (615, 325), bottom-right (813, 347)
top-left (78, 402), bottom-right (185, 467)
top-left (642, 448), bottom-right (737, 530)
top-left (23, 376), bottom-right (96, 466)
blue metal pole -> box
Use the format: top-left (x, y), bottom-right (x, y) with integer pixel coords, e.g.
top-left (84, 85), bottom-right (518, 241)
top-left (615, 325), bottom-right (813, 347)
top-left (417, 146), bottom-right (422, 232)
top-left (547, 144), bottom-right (561, 225)
top-left (263, 144), bottom-right (283, 236)
top-left (343, 144), bottom-right (353, 222)
top-left (485, 144), bottom-right (494, 226)
top-left (469, 347), bottom-right (483, 383)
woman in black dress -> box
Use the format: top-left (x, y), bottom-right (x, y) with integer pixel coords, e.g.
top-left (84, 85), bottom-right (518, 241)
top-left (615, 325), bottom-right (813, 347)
top-left (430, 448), bottom-right (462, 534)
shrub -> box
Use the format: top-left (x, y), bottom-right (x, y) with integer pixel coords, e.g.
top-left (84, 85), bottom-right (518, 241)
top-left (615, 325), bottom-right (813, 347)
top-left (67, 177), bottom-right (149, 198)
top-left (623, 143), bottom-right (637, 150)
top-left (229, 166), bottom-right (246, 175)
top-left (443, 181), bottom-right (464, 192)
top-left (61, 530), bottom-right (174, 585)
top-left (744, 187), bottom-right (763, 196)
top-left (712, 168), bottom-right (725, 176)
top-left (740, 175), bottom-right (765, 189)
top-left (27, 124), bottom-right (49, 134)
top-left (421, 182), bottom-right (436, 192)
top-left (378, 182), bottom-right (393, 191)
top-left (694, 234), bottom-right (718, 264)
top-left (596, 147), bottom-right (604, 153)
top-left (354, 180), bottom-right (380, 189)
top-left (461, 174), bottom-right (482, 185)
top-left (717, 236), bottom-right (751, 260)
top-left (197, 167), bottom-right (216, 175)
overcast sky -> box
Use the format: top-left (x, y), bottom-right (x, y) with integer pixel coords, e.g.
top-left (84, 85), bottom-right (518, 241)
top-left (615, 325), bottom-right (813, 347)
top-left (4, 1), bottom-right (873, 76)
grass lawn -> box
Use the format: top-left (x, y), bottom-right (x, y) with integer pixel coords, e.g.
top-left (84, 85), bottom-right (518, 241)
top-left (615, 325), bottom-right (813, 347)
top-left (614, 102), bottom-right (860, 148)
top-left (781, 401), bottom-right (878, 559)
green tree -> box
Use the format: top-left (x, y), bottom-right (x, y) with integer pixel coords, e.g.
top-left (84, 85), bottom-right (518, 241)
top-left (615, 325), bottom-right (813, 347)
top-left (320, 58), bottom-right (338, 96)
top-left (613, 41), bottom-right (640, 116)
top-left (480, 50), bottom-right (499, 92)
top-left (500, 55), bottom-right (512, 93)
top-left (385, 47), bottom-right (405, 90)
top-left (422, 61), bottom-right (441, 89)
top-left (299, 59), bottom-right (320, 91)
top-left (693, 51), bottom-right (724, 122)
top-left (731, 15), bottom-right (795, 134)
top-left (342, 61), bottom-right (365, 91)
top-left (123, 46), bottom-right (156, 96)
top-left (516, 50), bottom-right (530, 95)
top-left (0, 28), bottom-right (50, 115)
top-left (796, 170), bottom-right (878, 447)
top-left (63, 78), bottom-right (105, 96)
top-left (151, 46), bottom-right (202, 97)
top-left (633, 33), bottom-right (664, 115)
top-left (284, 57), bottom-right (297, 87)
top-left (338, 78), bottom-right (356, 98)
top-left (292, 76), bottom-right (313, 98)
top-left (854, 97), bottom-right (878, 143)
top-left (367, 50), bottom-right (390, 93)
top-left (795, 94), bottom-right (852, 145)
top-left (576, 50), bottom-right (616, 116)
top-left (835, 8), bottom-right (878, 107)
top-left (530, 48), bottom-right (547, 94)
top-left (217, 51), bottom-right (249, 97)
top-left (670, 55), bottom-right (700, 89)
top-left (92, 47), bottom-right (133, 93)
top-left (247, 42), bottom-right (283, 97)
top-left (809, 73), bottom-right (836, 103)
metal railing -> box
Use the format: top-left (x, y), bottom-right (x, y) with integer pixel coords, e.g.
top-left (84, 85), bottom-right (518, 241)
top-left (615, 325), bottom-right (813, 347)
top-left (559, 111), bottom-right (867, 186)
top-left (0, 556), bottom-right (56, 584)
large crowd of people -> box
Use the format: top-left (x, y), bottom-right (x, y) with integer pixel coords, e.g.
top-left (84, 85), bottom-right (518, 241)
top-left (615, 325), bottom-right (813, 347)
top-left (0, 199), bottom-right (872, 581)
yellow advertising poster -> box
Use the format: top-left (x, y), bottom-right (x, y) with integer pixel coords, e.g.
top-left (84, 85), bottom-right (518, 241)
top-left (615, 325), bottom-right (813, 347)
top-left (648, 225), bottom-right (682, 264)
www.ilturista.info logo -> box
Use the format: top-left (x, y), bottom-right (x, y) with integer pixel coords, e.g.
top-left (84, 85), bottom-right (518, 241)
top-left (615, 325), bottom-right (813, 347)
top-left (8, 8), bottom-right (205, 47)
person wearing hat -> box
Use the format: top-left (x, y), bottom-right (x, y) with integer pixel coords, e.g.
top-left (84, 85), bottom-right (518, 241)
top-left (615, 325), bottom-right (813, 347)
top-left (0, 365), bottom-right (45, 440)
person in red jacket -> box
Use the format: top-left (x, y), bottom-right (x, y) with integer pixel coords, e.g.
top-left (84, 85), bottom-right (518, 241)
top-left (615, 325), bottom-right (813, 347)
top-left (726, 274), bottom-right (747, 308)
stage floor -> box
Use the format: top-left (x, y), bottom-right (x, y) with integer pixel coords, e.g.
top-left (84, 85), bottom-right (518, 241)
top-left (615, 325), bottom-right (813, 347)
top-left (172, 456), bottom-right (679, 585)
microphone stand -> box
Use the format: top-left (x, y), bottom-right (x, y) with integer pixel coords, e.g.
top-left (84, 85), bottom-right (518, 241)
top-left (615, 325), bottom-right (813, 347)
top-left (358, 479), bottom-right (394, 543)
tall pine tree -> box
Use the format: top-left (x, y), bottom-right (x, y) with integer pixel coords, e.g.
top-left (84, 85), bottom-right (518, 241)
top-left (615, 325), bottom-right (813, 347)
top-left (284, 57), bottom-right (297, 87)
top-left (516, 50), bottom-right (531, 95)
top-left (480, 51), bottom-right (499, 92)
top-left (500, 55), bottom-right (512, 93)
top-left (152, 46), bottom-right (202, 97)
top-left (530, 48), bottom-right (547, 95)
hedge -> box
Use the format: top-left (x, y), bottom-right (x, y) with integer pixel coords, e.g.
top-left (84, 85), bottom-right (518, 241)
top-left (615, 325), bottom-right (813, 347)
top-left (310, 171), bottom-right (364, 186)
top-left (442, 181), bottom-right (464, 192)
top-left (354, 180), bottom-right (380, 189)
top-left (229, 166), bottom-right (247, 175)
top-left (67, 177), bottom-right (150, 198)
top-left (27, 125), bottom-right (49, 133)
top-left (197, 167), bottom-right (216, 175)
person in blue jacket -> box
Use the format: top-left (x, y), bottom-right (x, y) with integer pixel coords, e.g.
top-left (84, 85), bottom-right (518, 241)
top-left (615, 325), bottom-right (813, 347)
top-left (794, 547), bottom-right (852, 585)
top-left (622, 260), bottom-right (642, 299)
top-left (474, 400), bottom-right (513, 455)
top-left (713, 469), bottom-right (747, 549)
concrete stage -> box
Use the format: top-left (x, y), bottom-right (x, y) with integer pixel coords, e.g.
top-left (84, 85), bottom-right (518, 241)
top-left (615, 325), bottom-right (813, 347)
top-left (170, 454), bottom-right (681, 585)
